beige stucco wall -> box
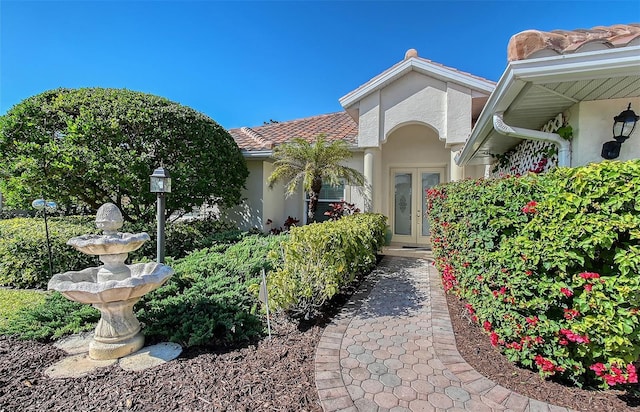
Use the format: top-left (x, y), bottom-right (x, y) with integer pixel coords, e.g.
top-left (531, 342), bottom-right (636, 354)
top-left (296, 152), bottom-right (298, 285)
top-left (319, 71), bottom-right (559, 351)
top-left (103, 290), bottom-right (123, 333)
top-left (222, 159), bottom-right (264, 230)
top-left (356, 71), bottom-right (475, 149)
top-left (569, 97), bottom-right (640, 167)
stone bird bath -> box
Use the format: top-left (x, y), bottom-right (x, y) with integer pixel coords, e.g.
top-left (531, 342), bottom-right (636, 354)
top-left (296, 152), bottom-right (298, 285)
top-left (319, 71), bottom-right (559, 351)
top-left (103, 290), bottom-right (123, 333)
top-left (48, 203), bottom-right (174, 360)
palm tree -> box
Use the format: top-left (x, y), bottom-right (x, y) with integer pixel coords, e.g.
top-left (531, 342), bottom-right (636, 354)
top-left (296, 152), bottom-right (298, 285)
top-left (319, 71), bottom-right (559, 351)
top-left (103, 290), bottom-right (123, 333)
top-left (267, 135), bottom-right (365, 222)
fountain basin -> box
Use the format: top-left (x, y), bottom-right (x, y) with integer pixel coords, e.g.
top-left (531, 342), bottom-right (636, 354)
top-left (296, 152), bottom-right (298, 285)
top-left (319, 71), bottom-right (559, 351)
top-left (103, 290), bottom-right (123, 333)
top-left (48, 262), bottom-right (173, 304)
top-left (67, 232), bottom-right (150, 256)
top-left (49, 262), bottom-right (174, 360)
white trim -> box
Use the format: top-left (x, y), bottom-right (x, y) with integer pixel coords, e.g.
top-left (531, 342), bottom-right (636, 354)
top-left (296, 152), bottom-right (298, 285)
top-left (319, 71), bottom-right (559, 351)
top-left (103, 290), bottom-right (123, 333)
top-left (339, 58), bottom-right (495, 109)
top-left (242, 150), bottom-right (273, 158)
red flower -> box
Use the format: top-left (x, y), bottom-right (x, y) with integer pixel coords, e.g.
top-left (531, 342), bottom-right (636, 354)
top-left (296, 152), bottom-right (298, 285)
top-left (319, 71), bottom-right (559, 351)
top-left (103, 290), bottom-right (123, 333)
top-left (559, 329), bottom-right (590, 344)
top-left (490, 331), bottom-right (500, 346)
top-left (483, 321), bottom-right (492, 332)
top-left (584, 284), bottom-right (593, 292)
top-left (534, 355), bottom-right (561, 373)
top-left (522, 201), bottom-right (538, 214)
top-left (465, 303), bottom-right (475, 314)
top-left (590, 363), bottom-right (606, 377)
top-left (579, 272), bottom-right (600, 279)
top-left (627, 364), bottom-right (638, 384)
top-left (563, 308), bottom-right (580, 320)
top-left (525, 316), bottom-right (538, 326)
top-left (560, 287), bottom-right (573, 297)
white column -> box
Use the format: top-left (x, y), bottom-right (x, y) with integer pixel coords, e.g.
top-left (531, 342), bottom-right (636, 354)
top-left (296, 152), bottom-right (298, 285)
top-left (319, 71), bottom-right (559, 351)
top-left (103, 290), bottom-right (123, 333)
top-left (364, 149), bottom-right (375, 212)
top-left (450, 150), bottom-right (464, 181)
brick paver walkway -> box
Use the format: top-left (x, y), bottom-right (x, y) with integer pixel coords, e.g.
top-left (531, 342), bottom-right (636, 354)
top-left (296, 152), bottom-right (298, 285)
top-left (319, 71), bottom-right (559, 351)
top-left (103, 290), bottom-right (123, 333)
top-left (315, 256), bottom-right (575, 412)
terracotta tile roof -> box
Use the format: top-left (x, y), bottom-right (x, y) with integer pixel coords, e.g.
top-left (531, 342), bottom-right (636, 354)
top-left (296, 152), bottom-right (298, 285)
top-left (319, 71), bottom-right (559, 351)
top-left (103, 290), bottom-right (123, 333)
top-left (228, 111), bottom-right (358, 151)
top-left (507, 23), bottom-right (640, 62)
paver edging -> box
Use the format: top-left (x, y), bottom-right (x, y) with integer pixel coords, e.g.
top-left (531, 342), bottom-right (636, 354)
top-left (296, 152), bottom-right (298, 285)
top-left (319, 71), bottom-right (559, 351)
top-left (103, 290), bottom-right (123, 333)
top-left (315, 261), bottom-right (385, 411)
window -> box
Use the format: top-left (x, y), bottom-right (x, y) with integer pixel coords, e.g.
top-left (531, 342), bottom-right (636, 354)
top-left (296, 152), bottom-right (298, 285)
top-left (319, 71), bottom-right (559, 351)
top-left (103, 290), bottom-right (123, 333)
top-left (305, 182), bottom-right (345, 223)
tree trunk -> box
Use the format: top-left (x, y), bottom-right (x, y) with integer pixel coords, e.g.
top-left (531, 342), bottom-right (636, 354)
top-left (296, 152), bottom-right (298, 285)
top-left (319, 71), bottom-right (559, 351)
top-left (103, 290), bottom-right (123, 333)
top-left (308, 178), bottom-right (323, 222)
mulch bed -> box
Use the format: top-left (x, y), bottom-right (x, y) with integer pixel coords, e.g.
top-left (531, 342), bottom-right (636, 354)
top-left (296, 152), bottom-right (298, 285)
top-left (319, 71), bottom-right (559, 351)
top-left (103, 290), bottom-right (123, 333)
top-left (0, 315), bottom-right (323, 412)
top-left (446, 292), bottom-right (640, 411)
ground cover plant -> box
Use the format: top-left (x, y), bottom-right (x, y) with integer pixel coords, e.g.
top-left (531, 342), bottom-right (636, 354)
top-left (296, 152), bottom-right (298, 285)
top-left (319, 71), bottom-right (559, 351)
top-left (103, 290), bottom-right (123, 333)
top-left (427, 159), bottom-right (640, 389)
top-left (0, 289), bottom-right (45, 329)
top-left (0, 233), bottom-right (286, 347)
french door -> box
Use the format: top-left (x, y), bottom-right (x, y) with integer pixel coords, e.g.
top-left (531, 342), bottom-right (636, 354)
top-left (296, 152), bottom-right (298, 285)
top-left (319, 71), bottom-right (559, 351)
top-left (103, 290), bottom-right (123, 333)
top-left (391, 168), bottom-right (443, 244)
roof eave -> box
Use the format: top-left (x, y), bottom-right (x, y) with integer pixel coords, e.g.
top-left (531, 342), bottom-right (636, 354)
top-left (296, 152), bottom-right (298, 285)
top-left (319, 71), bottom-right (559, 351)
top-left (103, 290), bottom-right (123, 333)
top-left (340, 58), bottom-right (495, 110)
top-left (456, 46), bottom-right (640, 166)
top-left (242, 150), bottom-right (273, 159)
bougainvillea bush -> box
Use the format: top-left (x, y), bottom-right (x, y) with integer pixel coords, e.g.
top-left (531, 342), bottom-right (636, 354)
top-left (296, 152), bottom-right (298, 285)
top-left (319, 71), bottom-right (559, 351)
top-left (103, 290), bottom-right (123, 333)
top-left (427, 159), bottom-right (639, 388)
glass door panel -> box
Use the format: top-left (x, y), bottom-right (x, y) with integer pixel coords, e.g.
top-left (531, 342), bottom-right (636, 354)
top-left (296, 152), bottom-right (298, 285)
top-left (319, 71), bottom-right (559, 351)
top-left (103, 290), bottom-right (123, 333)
top-left (391, 167), bottom-right (444, 245)
top-left (421, 172), bottom-right (440, 237)
top-left (393, 173), bottom-right (412, 236)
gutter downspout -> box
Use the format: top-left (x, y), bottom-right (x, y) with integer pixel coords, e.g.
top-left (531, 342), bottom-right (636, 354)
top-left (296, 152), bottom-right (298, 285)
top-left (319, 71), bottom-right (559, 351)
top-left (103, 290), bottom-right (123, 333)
top-left (493, 112), bottom-right (570, 167)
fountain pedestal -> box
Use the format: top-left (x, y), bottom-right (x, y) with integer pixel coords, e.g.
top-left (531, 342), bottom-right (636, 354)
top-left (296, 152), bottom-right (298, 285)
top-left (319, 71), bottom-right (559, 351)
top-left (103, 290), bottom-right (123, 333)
top-left (90, 298), bottom-right (144, 359)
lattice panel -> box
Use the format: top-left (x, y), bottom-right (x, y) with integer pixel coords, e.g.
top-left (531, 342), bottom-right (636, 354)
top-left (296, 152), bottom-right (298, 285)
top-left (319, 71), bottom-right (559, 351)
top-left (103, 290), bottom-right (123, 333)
top-left (490, 113), bottom-right (564, 177)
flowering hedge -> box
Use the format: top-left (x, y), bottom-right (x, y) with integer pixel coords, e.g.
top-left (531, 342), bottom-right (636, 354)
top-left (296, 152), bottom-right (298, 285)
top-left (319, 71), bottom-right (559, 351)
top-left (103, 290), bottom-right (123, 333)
top-left (427, 159), bottom-right (639, 388)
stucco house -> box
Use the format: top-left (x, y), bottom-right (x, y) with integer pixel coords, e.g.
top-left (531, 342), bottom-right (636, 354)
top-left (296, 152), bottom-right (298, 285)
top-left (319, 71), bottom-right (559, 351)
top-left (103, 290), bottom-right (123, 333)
top-left (227, 49), bottom-right (495, 245)
top-left (226, 23), bottom-right (640, 247)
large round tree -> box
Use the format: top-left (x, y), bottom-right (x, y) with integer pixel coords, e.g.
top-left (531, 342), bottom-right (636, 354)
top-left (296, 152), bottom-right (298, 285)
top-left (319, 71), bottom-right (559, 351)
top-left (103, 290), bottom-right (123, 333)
top-left (0, 88), bottom-right (248, 222)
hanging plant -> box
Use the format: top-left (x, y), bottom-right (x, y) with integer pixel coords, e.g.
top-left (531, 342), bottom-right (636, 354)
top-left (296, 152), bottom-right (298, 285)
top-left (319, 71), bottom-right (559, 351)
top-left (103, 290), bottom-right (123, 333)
top-left (556, 125), bottom-right (574, 141)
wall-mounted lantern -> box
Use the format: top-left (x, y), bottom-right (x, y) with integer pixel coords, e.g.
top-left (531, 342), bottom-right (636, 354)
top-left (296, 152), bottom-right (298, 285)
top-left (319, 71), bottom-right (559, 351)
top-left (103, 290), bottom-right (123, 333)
top-left (602, 103), bottom-right (639, 160)
top-left (150, 167), bottom-right (171, 263)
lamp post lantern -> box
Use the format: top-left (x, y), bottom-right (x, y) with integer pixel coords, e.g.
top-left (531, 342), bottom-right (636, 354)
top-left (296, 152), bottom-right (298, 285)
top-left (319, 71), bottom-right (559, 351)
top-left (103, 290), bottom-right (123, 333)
top-left (150, 167), bottom-right (171, 263)
top-left (32, 198), bottom-right (57, 277)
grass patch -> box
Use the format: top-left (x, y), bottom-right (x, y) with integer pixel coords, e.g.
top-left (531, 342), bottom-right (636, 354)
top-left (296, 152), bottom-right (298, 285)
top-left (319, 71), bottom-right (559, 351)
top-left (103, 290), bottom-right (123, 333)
top-left (0, 288), bottom-right (47, 328)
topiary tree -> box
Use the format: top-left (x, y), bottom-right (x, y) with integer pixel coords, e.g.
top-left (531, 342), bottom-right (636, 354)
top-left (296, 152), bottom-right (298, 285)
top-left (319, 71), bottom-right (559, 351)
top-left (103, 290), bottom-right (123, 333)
top-left (0, 88), bottom-right (248, 222)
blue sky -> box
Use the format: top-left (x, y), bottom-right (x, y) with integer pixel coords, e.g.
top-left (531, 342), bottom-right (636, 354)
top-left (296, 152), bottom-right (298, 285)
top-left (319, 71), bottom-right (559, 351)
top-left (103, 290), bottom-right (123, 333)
top-left (1, 1), bottom-right (638, 129)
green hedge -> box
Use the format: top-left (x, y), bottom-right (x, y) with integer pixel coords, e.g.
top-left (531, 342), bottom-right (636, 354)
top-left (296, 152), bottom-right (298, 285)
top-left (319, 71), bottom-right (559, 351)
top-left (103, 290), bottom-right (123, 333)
top-left (264, 213), bottom-right (387, 319)
top-left (0, 216), bottom-right (239, 288)
top-left (427, 160), bottom-right (640, 388)
top-left (0, 217), bottom-right (98, 288)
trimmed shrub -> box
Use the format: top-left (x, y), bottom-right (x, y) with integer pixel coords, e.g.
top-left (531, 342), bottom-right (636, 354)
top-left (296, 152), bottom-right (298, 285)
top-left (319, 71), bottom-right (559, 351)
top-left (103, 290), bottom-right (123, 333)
top-left (427, 159), bottom-right (640, 388)
top-left (0, 217), bottom-right (98, 288)
top-left (125, 218), bottom-right (241, 261)
top-left (0, 292), bottom-right (99, 340)
top-left (265, 213), bottom-right (387, 319)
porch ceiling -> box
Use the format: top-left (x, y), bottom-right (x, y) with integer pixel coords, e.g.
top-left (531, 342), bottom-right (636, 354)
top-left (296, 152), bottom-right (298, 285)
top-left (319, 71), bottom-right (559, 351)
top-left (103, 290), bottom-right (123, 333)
top-left (459, 46), bottom-right (640, 166)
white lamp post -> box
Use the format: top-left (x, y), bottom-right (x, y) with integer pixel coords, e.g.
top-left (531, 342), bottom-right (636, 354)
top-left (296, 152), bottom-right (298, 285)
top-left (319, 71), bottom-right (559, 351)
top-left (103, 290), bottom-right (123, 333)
top-left (150, 167), bottom-right (171, 263)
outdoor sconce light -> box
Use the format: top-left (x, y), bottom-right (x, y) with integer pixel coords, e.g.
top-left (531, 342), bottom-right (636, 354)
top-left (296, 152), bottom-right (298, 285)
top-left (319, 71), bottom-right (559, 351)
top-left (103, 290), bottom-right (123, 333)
top-left (601, 103), bottom-right (639, 160)
top-left (150, 166), bottom-right (171, 263)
